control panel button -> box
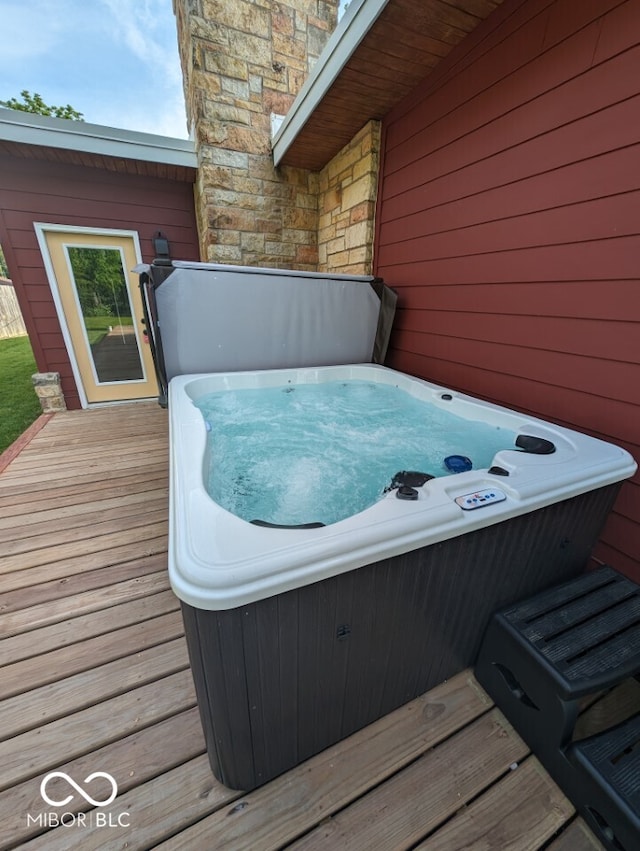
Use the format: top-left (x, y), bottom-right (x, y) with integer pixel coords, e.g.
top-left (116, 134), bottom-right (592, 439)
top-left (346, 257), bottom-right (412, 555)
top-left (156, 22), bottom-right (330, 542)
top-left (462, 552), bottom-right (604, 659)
top-left (454, 488), bottom-right (507, 510)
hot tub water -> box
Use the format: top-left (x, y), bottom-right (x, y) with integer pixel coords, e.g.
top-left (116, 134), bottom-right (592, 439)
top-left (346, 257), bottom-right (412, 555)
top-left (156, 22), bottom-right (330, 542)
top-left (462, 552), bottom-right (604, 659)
top-left (195, 380), bottom-right (516, 526)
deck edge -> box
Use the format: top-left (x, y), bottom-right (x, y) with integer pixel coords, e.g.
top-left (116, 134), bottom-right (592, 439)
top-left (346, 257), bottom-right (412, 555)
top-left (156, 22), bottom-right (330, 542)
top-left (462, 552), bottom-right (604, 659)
top-left (0, 414), bottom-right (54, 474)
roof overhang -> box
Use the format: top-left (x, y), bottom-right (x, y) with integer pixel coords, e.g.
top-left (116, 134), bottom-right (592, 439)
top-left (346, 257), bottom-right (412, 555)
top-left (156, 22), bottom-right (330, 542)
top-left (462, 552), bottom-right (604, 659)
top-left (272, 0), bottom-right (504, 171)
top-left (0, 108), bottom-right (197, 180)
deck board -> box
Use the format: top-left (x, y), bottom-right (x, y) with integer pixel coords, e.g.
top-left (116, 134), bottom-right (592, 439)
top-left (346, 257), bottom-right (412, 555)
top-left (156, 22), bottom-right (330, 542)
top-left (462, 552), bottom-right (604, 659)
top-left (0, 535), bottom-right (169, 593)
top-left (1, 638), bottom-right (190, 738)
top-left (0, 403), bottom-right (605, 850)
top-left (288, 710), bottom-right (529, 851)
top-left (0, 610), bottom-right (184, 699)
top-left (414, 757), bottom-right (575, 850)
top-left (0, 589), bottom-right (179, 666)
top-left (154, 674), bottom-right (494, 851)
top-left (0, 488), bottom-right (169, 539)
top-left (0, 572), bottom-right (171, 637)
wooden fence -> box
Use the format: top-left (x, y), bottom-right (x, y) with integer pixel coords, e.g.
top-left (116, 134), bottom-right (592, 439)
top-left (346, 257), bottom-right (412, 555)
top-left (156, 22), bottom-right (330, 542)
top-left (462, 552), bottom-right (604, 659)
top-left (0, 279), bottom-right (28, 338)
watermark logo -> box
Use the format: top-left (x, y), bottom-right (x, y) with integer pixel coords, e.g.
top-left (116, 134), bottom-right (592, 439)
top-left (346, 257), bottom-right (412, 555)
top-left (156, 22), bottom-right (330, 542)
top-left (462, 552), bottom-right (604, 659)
top-left (26, 770), bottom-right (130, 830)
top-left (40, 772), bottom-right (118, 808)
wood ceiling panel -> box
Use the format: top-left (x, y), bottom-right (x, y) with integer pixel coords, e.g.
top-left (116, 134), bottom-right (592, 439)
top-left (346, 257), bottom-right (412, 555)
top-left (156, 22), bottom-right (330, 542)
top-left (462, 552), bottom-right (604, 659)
top-left (0, 141), bottom-right (196, 182)
top-left (279, 0), bottom-right (505, 170)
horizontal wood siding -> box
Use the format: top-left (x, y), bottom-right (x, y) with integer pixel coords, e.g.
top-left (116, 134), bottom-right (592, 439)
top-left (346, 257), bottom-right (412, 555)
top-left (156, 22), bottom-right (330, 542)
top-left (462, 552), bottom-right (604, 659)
top-left (0, 156), bottom-right (199, 409)
top-left (375, 0), bottom-right (640, 578)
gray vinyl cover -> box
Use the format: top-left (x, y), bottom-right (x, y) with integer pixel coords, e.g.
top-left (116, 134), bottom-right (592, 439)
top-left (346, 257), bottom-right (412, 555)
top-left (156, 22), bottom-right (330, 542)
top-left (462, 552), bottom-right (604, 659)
top-left (153, 262), bottom-right (389, 380)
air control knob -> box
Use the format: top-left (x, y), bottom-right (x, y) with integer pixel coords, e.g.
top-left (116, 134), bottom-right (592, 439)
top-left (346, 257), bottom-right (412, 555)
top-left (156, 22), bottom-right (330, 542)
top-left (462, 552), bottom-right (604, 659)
top-left (396, 485), bottom-right (419, 501)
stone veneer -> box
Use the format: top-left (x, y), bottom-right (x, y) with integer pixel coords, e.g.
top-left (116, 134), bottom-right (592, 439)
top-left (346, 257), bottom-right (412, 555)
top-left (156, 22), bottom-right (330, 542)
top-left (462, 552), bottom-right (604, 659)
top-left (317, 120), bottom-right (381, 274)
top-left (174, 0), bottom-right (380, 275)
top-left (32, 372), bottom-right (67, 412)
top-left (174, 0), bottom-right (339, 270)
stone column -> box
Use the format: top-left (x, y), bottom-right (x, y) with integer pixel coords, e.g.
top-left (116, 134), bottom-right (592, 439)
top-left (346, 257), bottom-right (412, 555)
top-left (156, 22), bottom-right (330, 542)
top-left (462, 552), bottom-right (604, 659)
top-left (32, 372), bottom-right (67, 412)
top-left (174, 0), bottom-right (339, 269)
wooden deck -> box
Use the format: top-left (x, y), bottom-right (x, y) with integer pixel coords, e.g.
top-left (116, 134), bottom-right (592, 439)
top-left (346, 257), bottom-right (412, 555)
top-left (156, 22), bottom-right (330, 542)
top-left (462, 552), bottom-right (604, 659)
top-left (0, 403), bottom-right (606, 850)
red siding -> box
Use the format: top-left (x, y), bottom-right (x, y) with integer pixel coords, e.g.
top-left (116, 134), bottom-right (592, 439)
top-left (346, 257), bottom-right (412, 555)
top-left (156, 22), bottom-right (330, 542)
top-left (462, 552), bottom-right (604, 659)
top-left (0, 156), bottom-right (199, 409)
top-left (375, 0), bottom-right (640, 579)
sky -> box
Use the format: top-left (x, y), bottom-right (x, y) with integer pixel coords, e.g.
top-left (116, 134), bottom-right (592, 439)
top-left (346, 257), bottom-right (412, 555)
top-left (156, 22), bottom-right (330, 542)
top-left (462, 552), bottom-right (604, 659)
top-left (0, 0), bottom-right (189, 139)
top-left (0, 1), bottom-right (353, 141)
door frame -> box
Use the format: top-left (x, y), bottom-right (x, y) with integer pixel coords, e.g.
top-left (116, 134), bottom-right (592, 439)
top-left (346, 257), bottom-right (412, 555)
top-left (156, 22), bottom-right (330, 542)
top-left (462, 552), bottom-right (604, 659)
top-left (34, 222), bottom-right (149, 408)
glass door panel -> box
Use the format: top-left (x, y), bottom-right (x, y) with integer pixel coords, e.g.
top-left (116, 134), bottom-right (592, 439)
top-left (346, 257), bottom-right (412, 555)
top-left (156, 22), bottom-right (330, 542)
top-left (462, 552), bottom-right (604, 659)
top-left (66, 246), bottom-right (144, 383)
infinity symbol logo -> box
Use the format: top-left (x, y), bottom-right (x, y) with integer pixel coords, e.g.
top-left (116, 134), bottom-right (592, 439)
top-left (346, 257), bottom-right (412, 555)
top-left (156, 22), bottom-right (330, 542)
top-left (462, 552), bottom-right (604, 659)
top-left (40, 772), bottom-right (118, 807)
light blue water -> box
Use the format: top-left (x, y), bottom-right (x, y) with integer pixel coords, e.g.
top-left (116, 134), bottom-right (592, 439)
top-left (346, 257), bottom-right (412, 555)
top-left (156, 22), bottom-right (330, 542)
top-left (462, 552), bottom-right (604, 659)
top-left (195, 380), bottom-right (516, 527)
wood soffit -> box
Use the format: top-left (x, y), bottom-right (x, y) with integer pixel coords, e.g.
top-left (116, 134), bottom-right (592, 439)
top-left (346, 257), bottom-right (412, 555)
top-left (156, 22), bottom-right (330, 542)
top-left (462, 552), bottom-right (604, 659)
top-left (278, 0), bottom-right (505, 171)
top-left (0, 138), bottom-right (197, 182)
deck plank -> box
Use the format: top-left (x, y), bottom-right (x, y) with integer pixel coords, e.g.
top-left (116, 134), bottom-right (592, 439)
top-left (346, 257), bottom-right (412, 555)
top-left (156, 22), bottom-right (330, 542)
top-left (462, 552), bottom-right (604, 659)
top-left (289, 710), bottom-right (529, 851)
top-left (152, 673), bottom-right (493, 851)
top-left (0, 491), bottom-right (168, 541)
top-left (0, 456), bottom-right (167, 489)
top-left (574, 678), bottom-right (640, 740)
top-left (0, 709), bottom-right (206, 851)
top-left (0, 589), bottom-right (178, 666)
top-left (0, 571), bottom-right (171, 638)
top-left (0, 414), bottom-right (52, 474)
top-left (0, 522), bottom-right (167, 573)
top-left (546, 818), bottom-right (606, 850)
top-left (17, 755), bottom-right (238, 851)
top-left (2, 444), bottom-right (168, 479)
top-left (414, 757), bottom-right (575, 850)
top-left (0, 534), bottom-right (169, 591)
top-left (1, 553), bottom-right (168, 613)
top-left (0, 638), bottom-right (190, 738)
top-left (0, 610), bottom-right (184, 699)
top-left (1, 504), bottom-right (168, 556)
top-left (5, 434), bottom-right (167, 466)
top-left (0, 468), bottom-right (166, 501)
top-left (0, 471), bottom-right (168, 515)
top-left (0, 669), bottom-right (197, 792)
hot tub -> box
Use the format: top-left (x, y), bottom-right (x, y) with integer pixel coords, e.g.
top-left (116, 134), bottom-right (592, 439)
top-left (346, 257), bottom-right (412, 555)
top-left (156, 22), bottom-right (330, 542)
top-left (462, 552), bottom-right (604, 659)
top-left (169, 364), bottom-right (636, 790)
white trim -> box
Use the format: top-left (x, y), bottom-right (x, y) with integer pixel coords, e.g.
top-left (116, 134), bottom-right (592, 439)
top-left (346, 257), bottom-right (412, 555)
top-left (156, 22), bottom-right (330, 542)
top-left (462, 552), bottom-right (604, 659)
top-left (271, 0), bottom-right (390, 166)
top-left (35, 223), bottom-right (144, 239)
top-left (0, 108), bottom-right (196, 168)
top-left (270, 112), bottom-right (285, 137)
top-left (34, 223), bottom-right (145, 409)
top-left (59, 241), bottom-right (150, 388)
top-left (87, 397), bottom-right (158, 409)
top-left (35, 224), bottom-right (88, 408)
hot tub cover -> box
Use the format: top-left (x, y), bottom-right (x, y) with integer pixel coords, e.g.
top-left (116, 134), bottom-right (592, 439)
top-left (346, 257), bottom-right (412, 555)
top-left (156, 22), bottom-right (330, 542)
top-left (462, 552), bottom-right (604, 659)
top-left (138, 260), bottom-right (397, 404)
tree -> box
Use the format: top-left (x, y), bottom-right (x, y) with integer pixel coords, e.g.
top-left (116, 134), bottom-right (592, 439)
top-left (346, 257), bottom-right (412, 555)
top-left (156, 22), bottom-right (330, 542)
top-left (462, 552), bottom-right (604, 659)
top-left (0, 245), bottom-right (8, 278)
top-left (68, 247), bottom-right (128, 318)
top-left (0, 90), bottom-right (83, 121)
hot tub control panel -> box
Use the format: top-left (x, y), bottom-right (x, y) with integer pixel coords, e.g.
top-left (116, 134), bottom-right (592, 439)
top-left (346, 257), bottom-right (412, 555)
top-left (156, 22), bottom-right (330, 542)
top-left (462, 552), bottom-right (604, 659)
top-left (455, 488), bottom-right (507, 510)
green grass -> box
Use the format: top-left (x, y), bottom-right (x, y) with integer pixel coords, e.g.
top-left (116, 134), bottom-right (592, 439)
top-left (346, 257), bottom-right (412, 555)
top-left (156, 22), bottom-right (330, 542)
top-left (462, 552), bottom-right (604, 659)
top-left (83, 315), bottom-right (134, 345)
top-left (0, 336), bottom-right (42, 454)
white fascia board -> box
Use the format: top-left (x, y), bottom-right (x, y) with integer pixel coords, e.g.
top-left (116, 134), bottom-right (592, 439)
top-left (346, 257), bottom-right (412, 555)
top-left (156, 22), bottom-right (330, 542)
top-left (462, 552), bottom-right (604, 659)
top-left (0, 108), bottom-right (197, 168)
top-left (272, 0), bottom-right (390, 167)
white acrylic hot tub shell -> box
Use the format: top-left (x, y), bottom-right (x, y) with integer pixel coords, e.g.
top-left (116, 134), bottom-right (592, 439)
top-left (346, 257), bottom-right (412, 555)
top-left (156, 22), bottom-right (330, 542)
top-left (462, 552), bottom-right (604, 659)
top-left (168, 365), bottom-right (636, 610)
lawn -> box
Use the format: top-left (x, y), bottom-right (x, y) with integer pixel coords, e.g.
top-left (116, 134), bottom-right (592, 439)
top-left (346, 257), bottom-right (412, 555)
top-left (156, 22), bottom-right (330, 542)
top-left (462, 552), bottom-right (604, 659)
top-left (84, 314), bottom-right (133, 346)
top-left (0, 336), bottom-right (42, 454)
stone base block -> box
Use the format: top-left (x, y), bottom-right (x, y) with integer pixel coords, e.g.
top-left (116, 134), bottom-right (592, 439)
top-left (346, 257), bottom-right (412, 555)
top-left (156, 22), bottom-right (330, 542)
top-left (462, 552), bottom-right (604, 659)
top-left (32, 372), bottom-right (67, 413)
